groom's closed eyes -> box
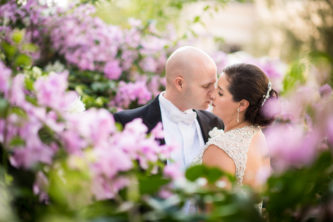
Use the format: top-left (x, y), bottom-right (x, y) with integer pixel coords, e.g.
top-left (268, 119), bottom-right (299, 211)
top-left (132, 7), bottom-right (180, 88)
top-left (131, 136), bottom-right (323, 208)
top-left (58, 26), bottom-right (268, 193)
top-left (202, 81), bottom-right (216, 89)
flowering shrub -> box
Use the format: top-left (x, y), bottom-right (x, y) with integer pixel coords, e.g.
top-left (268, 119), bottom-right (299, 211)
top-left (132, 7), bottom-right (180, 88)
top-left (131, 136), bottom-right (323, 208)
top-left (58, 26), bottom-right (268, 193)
top-left (1, 1), bottom-right (333, 222)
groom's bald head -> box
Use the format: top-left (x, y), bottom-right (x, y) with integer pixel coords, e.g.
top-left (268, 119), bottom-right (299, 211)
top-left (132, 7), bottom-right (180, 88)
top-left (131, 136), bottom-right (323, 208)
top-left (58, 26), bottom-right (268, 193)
top-left (164, 46), bottom-right (217, 111)
top-left (165, 46), bottom-right (215, 84)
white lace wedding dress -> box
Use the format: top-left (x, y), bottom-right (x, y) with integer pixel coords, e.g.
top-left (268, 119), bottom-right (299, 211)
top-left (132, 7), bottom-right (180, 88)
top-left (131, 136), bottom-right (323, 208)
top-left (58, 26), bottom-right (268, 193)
top-left (196, 125), bottom-right (263, 211)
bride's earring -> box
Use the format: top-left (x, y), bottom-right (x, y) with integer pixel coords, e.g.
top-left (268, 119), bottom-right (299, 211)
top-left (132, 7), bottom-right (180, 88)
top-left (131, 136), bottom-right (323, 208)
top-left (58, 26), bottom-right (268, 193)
top-left (237, 107), bottom-right (240, 123)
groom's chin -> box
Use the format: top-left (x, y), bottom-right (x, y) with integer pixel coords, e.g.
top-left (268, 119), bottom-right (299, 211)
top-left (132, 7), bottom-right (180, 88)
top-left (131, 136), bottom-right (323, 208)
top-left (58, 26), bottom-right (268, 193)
top-left (199, 103), bottom-right (211, 111)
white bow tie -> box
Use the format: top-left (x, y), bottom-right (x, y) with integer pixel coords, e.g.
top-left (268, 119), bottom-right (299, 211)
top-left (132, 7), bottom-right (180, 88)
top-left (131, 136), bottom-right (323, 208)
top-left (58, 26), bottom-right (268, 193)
top-left (169, 110), bottom-right (197, 125)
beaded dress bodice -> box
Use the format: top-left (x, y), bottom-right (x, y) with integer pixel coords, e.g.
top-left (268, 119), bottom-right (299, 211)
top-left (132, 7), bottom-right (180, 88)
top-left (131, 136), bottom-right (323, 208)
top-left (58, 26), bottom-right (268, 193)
top-left (199, 125), bottom-right (260, 184)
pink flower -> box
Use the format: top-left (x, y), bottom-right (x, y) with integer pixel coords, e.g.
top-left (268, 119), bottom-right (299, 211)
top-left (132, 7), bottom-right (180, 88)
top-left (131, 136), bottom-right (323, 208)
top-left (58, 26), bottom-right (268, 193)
top-left (62, 130), bottom-right (86, 154)
top-left (139, 56), bottom-right (158, 73)
top-left (92, 148), bottom-right (132, 179)
top-left (158, 188), bottom-right (173, 199)
top-left (33, 171), bottom-right (49, 203)
top-left (319, 84), bottom-right (332, 98)
top-left (9, 74), bottom-right (26, 107)
top-left (0, 61), bottom-right (11, 95)
top-left (212, 51), bottom-right (228, 73)
top-left (266, 124), bottom-right (319, 171)
top-left (10, 143), bottom-right (55, 169)
top-left (64, 108), bottom-right (116, 149)
top-left (35, 71), bottom-right (77, 111)
top-left (327, 117), bottom-right (333, 145)
top-left (256, 166), bottom-right (271, 185)
top-left (104, 60), bottom-right (122, 80)
top-left (159, 144), bottom-right (177, 160)
top-left (123, 118), bottom-right (148, 136)
top-left (151, 122), bottom-right (164, 139)
top-left (112, 81), bottom-right (152, 108)
top-left (92, 176), bottom-right (129, 200)
top-left (164, 164), bottom-right (183, 180)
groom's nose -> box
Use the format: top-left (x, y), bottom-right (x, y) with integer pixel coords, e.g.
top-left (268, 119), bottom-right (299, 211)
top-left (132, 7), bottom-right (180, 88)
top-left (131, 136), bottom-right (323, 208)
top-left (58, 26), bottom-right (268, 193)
top-left (209, 90), bottom-right (215, 101)
top-left (210, 90), bottom-right (217, 101)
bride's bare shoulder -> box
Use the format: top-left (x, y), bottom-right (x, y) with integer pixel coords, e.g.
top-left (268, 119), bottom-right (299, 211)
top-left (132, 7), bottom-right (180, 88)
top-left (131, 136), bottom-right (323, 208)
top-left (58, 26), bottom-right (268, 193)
top-left (203, 144), bottom-right (236, 174)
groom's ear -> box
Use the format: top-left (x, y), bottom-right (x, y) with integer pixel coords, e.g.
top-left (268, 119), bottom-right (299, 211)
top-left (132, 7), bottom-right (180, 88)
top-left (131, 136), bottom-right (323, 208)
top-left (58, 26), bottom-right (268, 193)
top-left (174, 76), bottom-right (184, 91)
top-left (239, 99), bottom-right (249, 112)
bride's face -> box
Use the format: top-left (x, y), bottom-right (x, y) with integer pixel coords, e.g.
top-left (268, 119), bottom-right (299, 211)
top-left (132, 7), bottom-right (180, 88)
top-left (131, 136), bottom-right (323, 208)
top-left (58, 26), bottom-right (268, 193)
top-left (212, 74), bottom-right (239, 122)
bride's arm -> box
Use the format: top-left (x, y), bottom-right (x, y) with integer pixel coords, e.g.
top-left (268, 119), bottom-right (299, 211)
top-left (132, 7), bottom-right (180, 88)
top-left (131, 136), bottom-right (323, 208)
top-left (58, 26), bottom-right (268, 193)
top-left (202, 144), bottom-right (236, 189)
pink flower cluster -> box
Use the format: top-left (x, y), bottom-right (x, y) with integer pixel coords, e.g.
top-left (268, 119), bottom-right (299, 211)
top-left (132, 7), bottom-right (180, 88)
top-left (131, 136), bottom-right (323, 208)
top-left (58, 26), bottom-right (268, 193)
top-left (211, 51), bottom-right (286, 92)
top-left (1, 62), bottom-right (176, 200)
top-left (48, 4), bottom-right (123, 73)
top-left (0, 0), bottom-right (51, 61)
top-left (264, 83), bottom-right (333, 172)
top-left (111, 81), bottom-right (152, 109)
top-left (34, 72), bottom-right (78, 112)
top-left (46, 4), bottom-right (170, 79)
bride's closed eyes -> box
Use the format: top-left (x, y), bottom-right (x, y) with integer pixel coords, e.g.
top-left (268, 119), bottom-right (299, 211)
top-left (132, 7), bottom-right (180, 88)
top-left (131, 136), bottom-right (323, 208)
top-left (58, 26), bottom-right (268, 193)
top-left (217, 86), bottom-right (224, 96)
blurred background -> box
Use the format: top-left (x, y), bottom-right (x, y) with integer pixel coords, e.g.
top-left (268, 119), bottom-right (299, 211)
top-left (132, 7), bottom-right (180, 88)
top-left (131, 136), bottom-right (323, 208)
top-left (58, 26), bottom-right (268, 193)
top-left (1, 0), bottom-right (333, 221)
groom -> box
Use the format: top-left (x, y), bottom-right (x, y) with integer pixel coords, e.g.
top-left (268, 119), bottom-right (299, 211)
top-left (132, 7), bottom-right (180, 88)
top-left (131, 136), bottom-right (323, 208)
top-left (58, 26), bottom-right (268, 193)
top-left (114, 46), bottom-right (224, 171)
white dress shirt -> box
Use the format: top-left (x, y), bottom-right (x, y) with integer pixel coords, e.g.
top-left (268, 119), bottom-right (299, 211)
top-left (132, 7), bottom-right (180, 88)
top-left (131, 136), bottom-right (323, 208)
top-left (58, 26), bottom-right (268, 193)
top-left (159, 92), bottom-right (204, 172)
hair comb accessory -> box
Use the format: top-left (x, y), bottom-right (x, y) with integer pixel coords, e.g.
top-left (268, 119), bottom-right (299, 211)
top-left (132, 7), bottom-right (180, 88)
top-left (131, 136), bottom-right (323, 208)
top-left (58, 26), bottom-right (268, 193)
top-left (261, 81), bottom-right (272, 107)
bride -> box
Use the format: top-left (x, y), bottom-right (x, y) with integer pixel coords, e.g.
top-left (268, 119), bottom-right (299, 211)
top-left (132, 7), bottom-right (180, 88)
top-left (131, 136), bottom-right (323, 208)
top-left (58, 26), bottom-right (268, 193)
top-left (202, 63), bottom-right (277, 190)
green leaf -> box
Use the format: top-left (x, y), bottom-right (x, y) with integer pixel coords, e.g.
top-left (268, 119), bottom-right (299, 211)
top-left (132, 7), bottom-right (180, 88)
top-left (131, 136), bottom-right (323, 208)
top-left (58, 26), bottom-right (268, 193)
top-left (139, 174), bottom-right (170, 195)
top-left (25, 95), bottom-right (38, 106)
top-left (282, 61), bottom-right (306, 95)
top-left (9, 106), bottom-right (27, 118)
top-left (24, 77), bottom-right (34, 91)
top-left (38, 125), bottom-right (56, 145)
top-left (5, 173), bottom-right (13, 185)
top-left (11, 30), bottom-right (24, 44)
top-left (186, 165), bottom-right (205, 181)
top-left (9, 136), bottom-right (25, 147)
top-left (193, 15), bottom-right (201, 23)
top-left (204, 5), bottom-right (210, 11)
top-left (91, 82), bottom-right (109, 92)
top-left (205, 167), bottom-right (225, 184)
top-left (1, 42), bottom-right (17, 59)
top-left (0, 97), bottom-right (9, 118)
top-left (22, 43), bottom-right (38, 53)
top-left (14, 54), bottom-right (32, 67)
top-left (186, 165), bottom-right (230, 184)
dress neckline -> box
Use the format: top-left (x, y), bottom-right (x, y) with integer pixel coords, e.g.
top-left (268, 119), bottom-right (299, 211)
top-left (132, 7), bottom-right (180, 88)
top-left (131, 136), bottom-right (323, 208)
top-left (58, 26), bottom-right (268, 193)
top-left (223, 125), bottom-right (258, 134)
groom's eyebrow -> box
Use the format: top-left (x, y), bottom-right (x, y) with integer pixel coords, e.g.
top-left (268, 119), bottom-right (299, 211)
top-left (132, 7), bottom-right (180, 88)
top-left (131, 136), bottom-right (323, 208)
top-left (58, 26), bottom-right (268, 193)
top-left (218, 86), bottom-right (223, 91)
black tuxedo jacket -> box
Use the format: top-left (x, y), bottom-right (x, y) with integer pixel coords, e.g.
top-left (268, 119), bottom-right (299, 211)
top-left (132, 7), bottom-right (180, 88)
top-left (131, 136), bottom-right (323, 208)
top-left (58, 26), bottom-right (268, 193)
top-left (113, 95), bottom-right (224, 144)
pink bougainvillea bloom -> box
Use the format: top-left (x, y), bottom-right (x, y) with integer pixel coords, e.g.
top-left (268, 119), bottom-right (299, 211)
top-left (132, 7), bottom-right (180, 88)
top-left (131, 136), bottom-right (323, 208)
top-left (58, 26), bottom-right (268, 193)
top-left (34, 71), bottom-right (75, 111)
top-left (164, 164), bottom-right (183, 180)
top-left (327, 116), bottom-right (333, 145)
top-left (33, 171), bottom-right (49, 203)
top-left (266, 124), bottom-right (319, 171)
top-left (0, 61), bottom-right (11, 95)
top-left (9, 74), bottom-right (26, 107)
top-left (104, 60), bottom-right (122, 80)
top-left (151, 122), bottom-right (164, 139)
top-left (92, 147), bottom-right (132, 179)
top-left (319, 84), bottom-right (332, 98)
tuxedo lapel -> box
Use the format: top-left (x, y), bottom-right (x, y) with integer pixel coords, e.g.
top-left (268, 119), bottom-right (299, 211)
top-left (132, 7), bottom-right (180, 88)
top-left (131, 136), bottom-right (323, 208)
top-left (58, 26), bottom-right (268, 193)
top-left (143, 95), bottom-right (165, 145)
top-left (195, 110), bottom-right (209, 143)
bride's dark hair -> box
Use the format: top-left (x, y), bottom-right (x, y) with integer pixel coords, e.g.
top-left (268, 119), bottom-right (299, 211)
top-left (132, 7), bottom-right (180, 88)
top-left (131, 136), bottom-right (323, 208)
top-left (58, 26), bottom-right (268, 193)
top-left (223, 63), bottom-right (278, 127)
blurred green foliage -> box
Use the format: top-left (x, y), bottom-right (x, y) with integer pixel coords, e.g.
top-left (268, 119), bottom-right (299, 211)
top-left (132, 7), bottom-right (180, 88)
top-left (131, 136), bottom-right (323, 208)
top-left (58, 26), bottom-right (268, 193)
top-left (271, 0), bottom-right (333, 86)
top-left (93, 0), bottom-right (248, 30)
top-left (264, 150), bottom-right (333, 222)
